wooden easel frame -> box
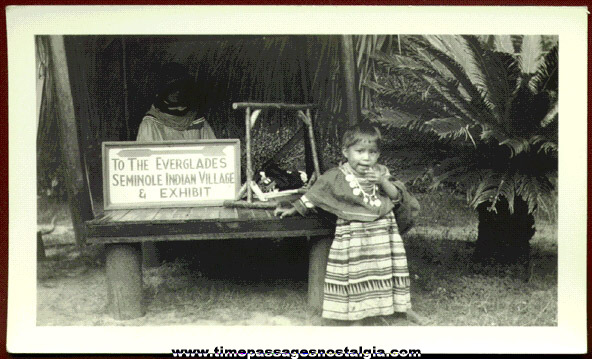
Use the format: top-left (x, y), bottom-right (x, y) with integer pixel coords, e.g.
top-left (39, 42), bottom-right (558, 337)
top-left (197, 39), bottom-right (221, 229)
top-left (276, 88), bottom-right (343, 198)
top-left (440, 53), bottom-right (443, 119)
top-left (232, 102), bottom-right (321, 204)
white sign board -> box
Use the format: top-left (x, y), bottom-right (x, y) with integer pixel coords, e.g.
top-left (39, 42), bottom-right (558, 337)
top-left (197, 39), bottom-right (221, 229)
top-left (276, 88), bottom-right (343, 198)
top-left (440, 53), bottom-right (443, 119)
top-left (102, 140), bottom-right (240, 209)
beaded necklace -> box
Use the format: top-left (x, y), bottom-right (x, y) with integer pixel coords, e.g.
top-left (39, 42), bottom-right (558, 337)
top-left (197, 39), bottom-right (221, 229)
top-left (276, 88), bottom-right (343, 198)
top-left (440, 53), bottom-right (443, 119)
top-left (342, 163), bottom-right (382, 207)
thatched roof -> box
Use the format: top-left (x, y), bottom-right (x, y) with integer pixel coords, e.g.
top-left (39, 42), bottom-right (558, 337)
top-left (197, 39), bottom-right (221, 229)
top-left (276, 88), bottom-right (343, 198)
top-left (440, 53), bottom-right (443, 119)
top-left (38, 35), bottom-right (353, 199)
top-left (63, 35), bottom-right (349, 143)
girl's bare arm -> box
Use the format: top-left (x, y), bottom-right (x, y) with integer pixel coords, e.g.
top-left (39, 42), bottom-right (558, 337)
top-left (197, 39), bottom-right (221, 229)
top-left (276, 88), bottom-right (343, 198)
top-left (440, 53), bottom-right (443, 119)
top-left (366, 168), bottom-right (401, 202)
top-left (379, 177), bottom-right (402, 202)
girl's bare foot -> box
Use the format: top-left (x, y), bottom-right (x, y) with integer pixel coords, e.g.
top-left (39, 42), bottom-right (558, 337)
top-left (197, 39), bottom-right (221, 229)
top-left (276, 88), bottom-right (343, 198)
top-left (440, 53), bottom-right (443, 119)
top-left (406, 310), bottom-right (429, 325)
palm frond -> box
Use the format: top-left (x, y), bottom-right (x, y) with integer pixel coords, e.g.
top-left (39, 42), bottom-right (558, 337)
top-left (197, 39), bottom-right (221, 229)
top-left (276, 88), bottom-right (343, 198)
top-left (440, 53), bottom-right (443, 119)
top-left (498, 137), bottom-right (531, 157)
top-left (476, 35), bottom-right (496, 50)
top-left (423, 35), bottom-right (487, 98)
top-left (371, 107), bottom-right (424, 129)
top-left (458, 35), bottom-right (495, 94)
top-left (416, 74), bottom-right (475, 122)
top-left (515, 173), bottom-right (555, 213)
top-left (542, 35), bottom-right (558, 51)
top-left (463, 36), bottom-right (522, 126)
top-left (368, 49), bottom-right (489, 126)
top-left (425, 117), bottom-right (474, 141)
top-left (364, 79), bottom-right (447, 120)
top-left (467, 171), bottom-right (501, 209)
top-left (370, 51), bottom-right (441, 79)
top-left (467, 172), bottom-right (515, 213)
top-left (526, 133), bottom-right (557, 156)
top-left (490, 177), bottom-right (516, 213)
top-left (411, 36), bottom-right (484, 102)
top-left (466, 170), bottom-right (555, 214)
top-left (429, 163), bottom-right (472, 191)
top-left (419, 72), bottom-right (507, 141)
top-left (494, 35), bottom-right (515, 54)
top-left (529, 45), bottom-right (558, 94)
top-left (519, 35), bottom-right (543, 75)
top-left (479, 127), bottom-right (509, 145)
top-left (540, 101), bottom-right (558, 128)
top-left (538, 141), bottom-right (558, 154)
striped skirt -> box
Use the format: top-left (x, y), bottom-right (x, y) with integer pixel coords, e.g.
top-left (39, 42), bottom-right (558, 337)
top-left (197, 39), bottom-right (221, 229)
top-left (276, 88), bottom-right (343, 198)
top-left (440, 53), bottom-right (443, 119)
top-left (322, 212), bottom-right (411, 321)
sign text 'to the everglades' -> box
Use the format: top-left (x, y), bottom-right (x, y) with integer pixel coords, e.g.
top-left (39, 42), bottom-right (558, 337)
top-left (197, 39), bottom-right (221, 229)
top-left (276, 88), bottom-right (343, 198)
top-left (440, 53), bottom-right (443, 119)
top-left (102, 140), bottom-right (240, 209)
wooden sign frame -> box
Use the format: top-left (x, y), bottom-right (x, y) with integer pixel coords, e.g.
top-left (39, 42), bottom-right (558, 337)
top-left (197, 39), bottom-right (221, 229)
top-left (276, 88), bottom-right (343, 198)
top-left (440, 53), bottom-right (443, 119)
top-left (102, 139), bottom-right (241, 210)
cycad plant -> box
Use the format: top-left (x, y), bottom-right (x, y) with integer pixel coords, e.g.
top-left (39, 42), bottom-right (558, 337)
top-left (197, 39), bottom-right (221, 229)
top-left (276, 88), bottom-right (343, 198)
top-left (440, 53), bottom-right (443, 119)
top-left (365, 35), bottom-right (558, 266)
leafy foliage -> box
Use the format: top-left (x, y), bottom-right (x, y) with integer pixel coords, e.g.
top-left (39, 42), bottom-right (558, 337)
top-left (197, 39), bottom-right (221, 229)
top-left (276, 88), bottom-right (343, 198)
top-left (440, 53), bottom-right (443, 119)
top-left (37, 36), bottom-right (68, 200)
top-left (364, 35), bottom-right (558, 214)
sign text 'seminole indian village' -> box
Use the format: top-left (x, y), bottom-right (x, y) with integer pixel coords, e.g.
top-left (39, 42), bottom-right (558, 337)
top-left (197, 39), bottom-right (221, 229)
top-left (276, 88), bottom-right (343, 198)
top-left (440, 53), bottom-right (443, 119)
top-left (103, 140), bottom-right (240, 209)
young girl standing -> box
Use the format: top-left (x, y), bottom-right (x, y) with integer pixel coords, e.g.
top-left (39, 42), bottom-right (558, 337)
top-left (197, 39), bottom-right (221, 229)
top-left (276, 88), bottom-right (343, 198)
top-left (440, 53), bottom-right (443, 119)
top-left (275, 123), bottom-right (426, 325)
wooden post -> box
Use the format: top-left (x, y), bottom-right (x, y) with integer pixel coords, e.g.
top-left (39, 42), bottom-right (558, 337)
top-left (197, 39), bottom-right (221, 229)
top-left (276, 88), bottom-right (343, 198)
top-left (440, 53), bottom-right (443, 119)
top-left (245, 106), bottom-right (253, 203)
top-left (233, 102), bottom-right (316, 110)
top-left (303, 121), bottom-right (315, 180)
top-left (308, 236), bottom-right (332, 314)
top-left (339, 35), bottom-right (360, 127)
top-left (48, 36), bottom-right (94, 246)
top-left (305, 109), bottom-right (321, 178)
top-left (106, 243), bottom-right (144, 320)
top-left (298, 109), bottom-right (322, 180)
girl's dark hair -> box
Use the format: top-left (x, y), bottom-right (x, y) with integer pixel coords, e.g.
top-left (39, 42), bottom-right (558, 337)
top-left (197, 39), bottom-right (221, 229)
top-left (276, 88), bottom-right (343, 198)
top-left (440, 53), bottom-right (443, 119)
top-left (341, 122), bottom-right (382, 149)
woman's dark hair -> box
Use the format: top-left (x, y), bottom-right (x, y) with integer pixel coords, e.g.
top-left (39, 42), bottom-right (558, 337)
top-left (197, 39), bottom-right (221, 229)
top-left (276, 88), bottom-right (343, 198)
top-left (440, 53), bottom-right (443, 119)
top-left (341, 122), bottom-right (383, 150)
top-left (154, 62), bottom-right (197, 114)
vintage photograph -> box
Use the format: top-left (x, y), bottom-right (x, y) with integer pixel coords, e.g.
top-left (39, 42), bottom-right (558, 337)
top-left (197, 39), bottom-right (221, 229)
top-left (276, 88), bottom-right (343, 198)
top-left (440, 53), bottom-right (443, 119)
top-left (35, 34), bottom-right (558, 326)
top-left (7, 5), bottom-right (587, 355)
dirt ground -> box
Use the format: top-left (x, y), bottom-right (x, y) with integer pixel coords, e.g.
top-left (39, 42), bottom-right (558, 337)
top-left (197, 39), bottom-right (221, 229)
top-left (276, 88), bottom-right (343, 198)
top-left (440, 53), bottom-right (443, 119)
top-left (37, 263), bottom-right (318, 326)
top-left (37, 233), bottom-right (323, 326)
top-left (36, 193), bottom-right (557, 327)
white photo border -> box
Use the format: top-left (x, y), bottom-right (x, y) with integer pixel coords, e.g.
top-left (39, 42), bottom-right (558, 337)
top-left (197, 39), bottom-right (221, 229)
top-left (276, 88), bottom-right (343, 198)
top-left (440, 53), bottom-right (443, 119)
top-left (7, 5), bottom-right (588, 354)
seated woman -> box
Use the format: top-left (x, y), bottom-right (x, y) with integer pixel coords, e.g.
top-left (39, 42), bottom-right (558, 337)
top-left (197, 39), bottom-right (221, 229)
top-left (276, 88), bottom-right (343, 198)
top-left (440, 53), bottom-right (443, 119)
top-left (137, 62), bottom-right (216, 141)
top-left (137, 63), bottom-right (215, 267)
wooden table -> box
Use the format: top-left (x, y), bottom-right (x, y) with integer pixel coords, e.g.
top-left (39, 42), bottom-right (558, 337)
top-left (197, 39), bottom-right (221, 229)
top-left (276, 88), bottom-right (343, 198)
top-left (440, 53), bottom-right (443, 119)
top-left (85, 206), bottom-right (335, 320)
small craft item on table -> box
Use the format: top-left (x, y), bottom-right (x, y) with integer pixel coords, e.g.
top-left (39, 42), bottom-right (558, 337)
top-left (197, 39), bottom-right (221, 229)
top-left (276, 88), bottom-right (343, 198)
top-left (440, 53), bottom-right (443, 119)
top-left (225, 102), bottom-right (321, 210)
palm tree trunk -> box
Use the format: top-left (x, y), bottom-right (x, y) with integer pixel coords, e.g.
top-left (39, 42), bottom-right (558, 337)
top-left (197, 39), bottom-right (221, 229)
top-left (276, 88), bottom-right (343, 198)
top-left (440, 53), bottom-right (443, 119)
top-left (473, 197), bottom-right (535, 268)
top-left (339, 35), bottom-right (360, 126)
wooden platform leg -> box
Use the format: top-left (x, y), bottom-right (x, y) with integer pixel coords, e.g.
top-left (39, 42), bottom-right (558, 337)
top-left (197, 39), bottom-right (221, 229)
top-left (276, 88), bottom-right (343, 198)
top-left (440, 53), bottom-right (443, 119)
top-left (308, 236), bottom-right (332, 314)
top-left (106, 243), bottom-right (144, 320)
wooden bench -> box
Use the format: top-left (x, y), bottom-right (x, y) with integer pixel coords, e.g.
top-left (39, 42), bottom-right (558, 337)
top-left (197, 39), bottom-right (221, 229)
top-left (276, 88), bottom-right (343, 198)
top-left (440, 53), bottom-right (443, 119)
top-left (85, 206), bottom-right (335, 320)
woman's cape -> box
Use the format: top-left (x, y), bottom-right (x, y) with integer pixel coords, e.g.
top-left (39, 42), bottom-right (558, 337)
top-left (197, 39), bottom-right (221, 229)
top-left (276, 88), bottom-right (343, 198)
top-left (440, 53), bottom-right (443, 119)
top-left (145, 105), bottom-right (201, 131)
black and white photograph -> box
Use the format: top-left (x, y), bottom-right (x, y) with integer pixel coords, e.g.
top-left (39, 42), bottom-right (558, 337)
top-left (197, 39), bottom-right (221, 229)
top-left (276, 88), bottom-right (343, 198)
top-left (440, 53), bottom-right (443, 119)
top-left (7, 6), bottom-right (587, 355)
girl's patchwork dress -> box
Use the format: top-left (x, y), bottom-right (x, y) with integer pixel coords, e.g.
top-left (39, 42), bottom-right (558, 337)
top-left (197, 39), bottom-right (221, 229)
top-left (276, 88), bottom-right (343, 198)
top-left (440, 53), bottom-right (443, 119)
top-left (293, 163), bottom-right (411, 321)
